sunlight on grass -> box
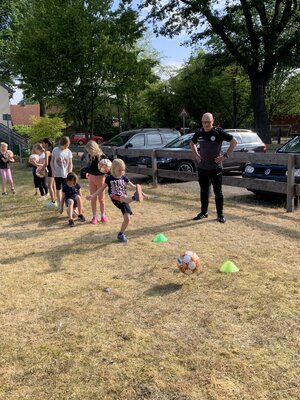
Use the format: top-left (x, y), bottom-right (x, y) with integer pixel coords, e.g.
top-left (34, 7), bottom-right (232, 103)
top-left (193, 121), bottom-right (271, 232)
top-left (0, 164), bottom-right (299, 400)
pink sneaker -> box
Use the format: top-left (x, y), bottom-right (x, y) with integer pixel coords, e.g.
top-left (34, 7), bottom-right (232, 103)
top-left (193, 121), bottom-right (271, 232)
top-left (91, 216), bottom-right (98, 225)
top-left (101, 215), bottom-right (108, 223)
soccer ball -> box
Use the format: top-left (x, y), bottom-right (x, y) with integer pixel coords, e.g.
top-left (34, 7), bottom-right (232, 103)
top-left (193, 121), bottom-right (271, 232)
top-left (35, 166), bottom-right (46, 178)
top-left (177, 251), bottom-right (201, 275)
top-left (4, 150), bottom-right (14, 160)
top-left (29, 154), bottom-right (39, 165)
top-left (98, 158), bottom-right (112, 174)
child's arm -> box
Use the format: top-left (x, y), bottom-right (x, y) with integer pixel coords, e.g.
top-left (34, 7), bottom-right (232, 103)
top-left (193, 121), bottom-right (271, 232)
top-left (60, 193), bottom-right (65, 213)
top-left (68, 157), bottom-right (73, 173)
top-left (86, 183), bottom-right (107, 200)
top-left (43, 151), bottom-right (49, 170)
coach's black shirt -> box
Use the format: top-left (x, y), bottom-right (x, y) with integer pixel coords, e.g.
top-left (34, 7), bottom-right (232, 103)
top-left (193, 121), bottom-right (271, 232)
top-left (191, 127), bottom-right (233, 170)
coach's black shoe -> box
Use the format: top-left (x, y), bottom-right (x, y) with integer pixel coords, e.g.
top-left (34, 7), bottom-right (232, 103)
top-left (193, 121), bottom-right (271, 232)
top-left (68, 219), bottom-right (75, 227)
top-left (193, 212), bottom-right (208, 221)
top-left (217, 215), bottom-right (226, 223)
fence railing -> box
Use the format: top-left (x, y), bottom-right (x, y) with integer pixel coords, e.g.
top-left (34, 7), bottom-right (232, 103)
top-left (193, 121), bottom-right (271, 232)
top-left (75, 146), bottom-right (300, 213)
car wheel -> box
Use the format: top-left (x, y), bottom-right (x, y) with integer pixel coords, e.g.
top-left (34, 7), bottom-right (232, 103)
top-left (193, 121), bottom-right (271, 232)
top-left (177, 161), bottom-right (195, 173)
top-left (96, 139), bottom-right (102, 144)
top-left (78, 140), bottom-right (84, 145)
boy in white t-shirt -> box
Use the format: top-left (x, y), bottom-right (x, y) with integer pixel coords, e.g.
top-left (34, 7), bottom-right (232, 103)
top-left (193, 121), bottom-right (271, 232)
top-left (51, 136), bottom-right (73, 210)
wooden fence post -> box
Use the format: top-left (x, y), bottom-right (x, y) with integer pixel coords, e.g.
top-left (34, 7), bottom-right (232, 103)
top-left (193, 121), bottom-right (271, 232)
top-left (152, 149), bottom-right (158, 187)
top-left (286, 154), bottom-right (295, 212)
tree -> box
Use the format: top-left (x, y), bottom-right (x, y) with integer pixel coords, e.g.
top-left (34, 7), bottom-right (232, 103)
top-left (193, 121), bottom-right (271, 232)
top-left (13, 0), bottom-right (147, 132)
top-left (27, 116), bottom-right (66, 144)
top-left (0, 0), bottom-right (28, 84)
top-left (143, 0), bottom-right (300, 143)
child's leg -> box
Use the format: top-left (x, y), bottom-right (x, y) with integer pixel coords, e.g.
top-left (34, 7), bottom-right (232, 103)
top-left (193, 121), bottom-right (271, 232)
top-left (48, 176), bottom-right (56, 202)
top-left (75, 195), bottom-right (83, 215)
top-left (1, 169), bottom-right (7, 193)
top-left (120, 212), bottom-right (130, 233)
top-left (67, 199), bottom-right (74, 220)
top-left (120, 184), bottom-right (143, 203)
top-left (97, 175), bottom-right (106, 216)
top-left (37, 176), bottom-right (45, 196)
top-left (6, 169), bottom-right (15, 192)
top-left (88, 174), bottom-right (98, 217)
top-left (41, 176), bottom-right (48, 196)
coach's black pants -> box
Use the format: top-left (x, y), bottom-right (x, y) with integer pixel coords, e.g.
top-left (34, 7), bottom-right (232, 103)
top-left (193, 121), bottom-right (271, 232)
top-left (197, 168), bottom-right (223, 216)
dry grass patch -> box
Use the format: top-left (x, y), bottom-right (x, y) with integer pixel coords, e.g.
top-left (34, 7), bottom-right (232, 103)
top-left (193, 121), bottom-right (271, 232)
top-left (0, 164), bottom-right (299, 400)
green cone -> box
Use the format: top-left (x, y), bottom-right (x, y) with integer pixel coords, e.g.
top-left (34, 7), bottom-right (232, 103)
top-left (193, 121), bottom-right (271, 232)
top-left (220, 260), bottom-right (239, 273)
top-left (152, 233), bottom-right (168, 243)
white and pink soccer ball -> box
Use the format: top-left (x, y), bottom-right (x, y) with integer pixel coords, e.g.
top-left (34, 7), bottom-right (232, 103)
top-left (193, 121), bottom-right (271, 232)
top-left (29, 154), bottom-right (40, 165)
top-left (35, 166), bottom-right (46, 178)
top-left (4, 150), bottom-right (14, 160)
top-left (177, 251), bottom-right (201, 275)
top-left (98, 158), bottom-right (112, 174)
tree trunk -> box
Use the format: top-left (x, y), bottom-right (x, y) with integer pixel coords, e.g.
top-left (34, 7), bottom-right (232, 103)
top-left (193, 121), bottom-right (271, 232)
top-left (39, 99), bottom-right (46, 117)
top-left (250, 76), bottom-right (271, 144)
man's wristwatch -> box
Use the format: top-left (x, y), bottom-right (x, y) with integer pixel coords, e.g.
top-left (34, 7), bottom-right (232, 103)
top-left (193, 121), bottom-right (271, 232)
top-left (223, 153), bottom-right (229, 159)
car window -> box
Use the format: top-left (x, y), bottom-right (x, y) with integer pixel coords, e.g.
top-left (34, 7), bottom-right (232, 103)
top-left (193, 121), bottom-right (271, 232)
top-left (231, 132), bottom-right (242, 144)
top-left (164, 132), bottom-right (180, 143)
top-left (278, 136), bottom-right (300, 153)
top-left (240, 133), bottom-right (263, 144)
top-left (166, 134), bottom-right (193, 148)
top-left (106, 134), bottom-right (132, 146)
top-left (148, 133), bottom-right (163, 145)
top-left (128, 134), bottom-right (145, 147)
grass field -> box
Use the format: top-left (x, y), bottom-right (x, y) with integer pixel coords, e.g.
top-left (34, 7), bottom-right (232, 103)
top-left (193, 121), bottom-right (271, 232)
top-left (0, 164), bottom-right (299, 400)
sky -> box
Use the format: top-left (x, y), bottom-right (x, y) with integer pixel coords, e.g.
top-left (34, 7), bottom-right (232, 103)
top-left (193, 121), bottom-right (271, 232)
top-left (10, 1), bottom-right (192, 105)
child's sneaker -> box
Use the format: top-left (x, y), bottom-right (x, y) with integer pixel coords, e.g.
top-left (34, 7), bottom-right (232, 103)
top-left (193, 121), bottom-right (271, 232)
top-left (2, 192), bottom-right (8, 196)
top-left (91, 216), bottom-right (98, 224)
top-left (101, 215), bottom-right (108, 223)
top-left (78, 214), bottom-right (86, 222)
top-left (68, 219), bottom-right (75, 227)
top-left (11, 188), bottom-right (16, 195)
top-left (132, 184), bottom-right (143, 202)
top-left (117, 232), bottom-right (128, 243)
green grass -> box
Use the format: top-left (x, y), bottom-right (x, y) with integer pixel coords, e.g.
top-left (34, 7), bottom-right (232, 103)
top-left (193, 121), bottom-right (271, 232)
top-left (0, 164), bottom-right (299, 400)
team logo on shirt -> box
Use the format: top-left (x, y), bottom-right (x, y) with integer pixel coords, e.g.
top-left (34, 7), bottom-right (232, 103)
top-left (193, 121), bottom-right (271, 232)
top-left (210, 136), bottom-right (216, 141)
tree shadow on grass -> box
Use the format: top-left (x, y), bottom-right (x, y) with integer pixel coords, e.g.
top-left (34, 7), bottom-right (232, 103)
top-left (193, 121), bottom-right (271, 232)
top-left (144, 283), bottom-right (183, 297)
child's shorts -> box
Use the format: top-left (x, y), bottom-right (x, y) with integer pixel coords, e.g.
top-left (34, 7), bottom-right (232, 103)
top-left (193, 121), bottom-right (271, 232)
top-left (55, 177), bottom-right (67, 190)
top-left (111, 199), bottom-right (132, 215)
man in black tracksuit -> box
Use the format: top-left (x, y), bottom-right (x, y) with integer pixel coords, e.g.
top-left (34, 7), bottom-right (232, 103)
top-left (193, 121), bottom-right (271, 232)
top-left (190, 112), bottom-right (237, 223)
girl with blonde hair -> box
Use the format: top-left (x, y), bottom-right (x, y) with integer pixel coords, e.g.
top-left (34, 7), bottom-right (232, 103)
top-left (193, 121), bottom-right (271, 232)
top-left (86, 158), bottom-right (146, 243)
top-left (85, 140), bottom-right (108, 224)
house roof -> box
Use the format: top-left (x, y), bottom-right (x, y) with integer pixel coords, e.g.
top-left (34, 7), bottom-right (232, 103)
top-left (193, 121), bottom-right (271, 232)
top-left (0, 82), bottom-right (14, 95)
top-left (10, 104), bottom-right (40, 125)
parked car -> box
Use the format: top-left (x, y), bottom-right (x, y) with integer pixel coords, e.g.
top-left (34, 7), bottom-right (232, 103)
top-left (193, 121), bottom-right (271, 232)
top-left (137, 129), bottom-right (266, 174)
top-left (101, 128), bottom-right (181, 165)
top-left (70, 133), bottom-right (104, 145)
top-left (243, 134), bottom-right (300, 194)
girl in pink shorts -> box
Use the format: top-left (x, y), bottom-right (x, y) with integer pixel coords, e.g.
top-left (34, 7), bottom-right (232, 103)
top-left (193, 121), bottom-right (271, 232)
top-left (0, 142), bottom-right (15, 195)
top-left (85, 140), bottom-right (108, 224)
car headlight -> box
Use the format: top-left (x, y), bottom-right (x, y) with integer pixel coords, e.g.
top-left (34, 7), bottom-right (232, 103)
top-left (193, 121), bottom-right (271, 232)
top-left (286, 169), bottom-right (300, 177)
top-left (245, 165), bottom-right (255, 173)
top-left (159, 158), bottom-right (173, 163)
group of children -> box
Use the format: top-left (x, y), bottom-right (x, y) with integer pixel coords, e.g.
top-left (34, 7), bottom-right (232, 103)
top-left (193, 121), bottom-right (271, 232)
top-left (26, 136), bottom-right (146, 242)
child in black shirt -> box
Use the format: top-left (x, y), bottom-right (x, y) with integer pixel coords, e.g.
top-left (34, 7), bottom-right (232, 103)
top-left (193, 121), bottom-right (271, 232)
top-left (60, 172), bottom-right (86, 227)
top-left (86, 158), bottom-right (146, 242)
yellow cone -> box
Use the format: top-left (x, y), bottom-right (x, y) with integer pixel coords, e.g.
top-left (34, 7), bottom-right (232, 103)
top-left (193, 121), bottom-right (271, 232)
top-left (220, 260), bottom-right (239, 273)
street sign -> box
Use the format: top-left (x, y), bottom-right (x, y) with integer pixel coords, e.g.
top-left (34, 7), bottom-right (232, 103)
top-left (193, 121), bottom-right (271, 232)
top-left (179, 107), bottom-right (189, 117)
top-left (2, 113), bottom-right (11, 121)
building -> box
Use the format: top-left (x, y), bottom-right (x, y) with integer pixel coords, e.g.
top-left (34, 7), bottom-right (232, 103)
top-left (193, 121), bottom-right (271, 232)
top-left (10, 104), bottom-right (40, 125)
top-left (0, 82), bottom-right (14, 129)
